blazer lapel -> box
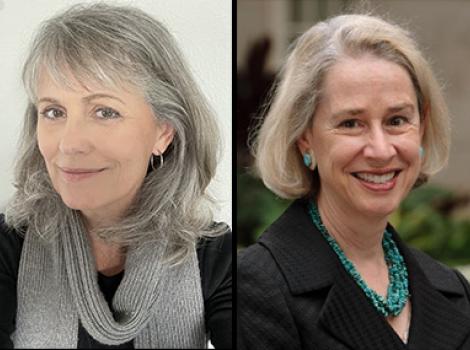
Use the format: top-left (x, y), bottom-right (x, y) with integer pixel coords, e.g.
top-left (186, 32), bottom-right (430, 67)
top-left (260, 200), bottom-right (406, 349)
top-left (318, 260), bottom-right (407, 350)
top-left (319, 226), bottom-right (470, 350)
top-left (397, 236), bottom-right (470, 350)
top-left (259, 200), bottom-right (470, 350)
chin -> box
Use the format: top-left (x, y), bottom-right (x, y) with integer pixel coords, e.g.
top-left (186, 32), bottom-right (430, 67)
top-left (59, 195), bottom-right (93, 211)
top-left (61, 200), bottom-right (84, 211)
top-left (357, 199), bottom-right (400, 219)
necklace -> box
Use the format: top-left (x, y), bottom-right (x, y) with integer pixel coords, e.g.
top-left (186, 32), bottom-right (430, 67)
top-left (308, 201), bottom-right (409, 317)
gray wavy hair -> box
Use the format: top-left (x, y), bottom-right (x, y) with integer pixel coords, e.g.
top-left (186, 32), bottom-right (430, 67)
top-left (5, 3), bottom-right (226, 264)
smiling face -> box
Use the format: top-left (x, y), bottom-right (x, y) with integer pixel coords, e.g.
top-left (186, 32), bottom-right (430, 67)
top-left (298, 55), bottom-right (424, 219)
top-left (36, 69), bottom-right (174, 226)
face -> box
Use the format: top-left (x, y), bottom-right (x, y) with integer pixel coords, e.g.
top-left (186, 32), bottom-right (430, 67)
top-left (36, 69), bottom-right (174, 225)
top-left (298, 55), bottom-right (424, 219)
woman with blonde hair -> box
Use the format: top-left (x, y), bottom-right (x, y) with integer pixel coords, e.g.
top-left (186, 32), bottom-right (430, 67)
top-left (0, 3), bottom-right (231, 348)
top-left (238, 13), bottom-right (470, 349)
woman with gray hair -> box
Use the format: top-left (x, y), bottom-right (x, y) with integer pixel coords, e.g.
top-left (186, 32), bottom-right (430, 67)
top-left (0, 3), bottom-right (231, 349)
top-left (238, 13), bottom-right (470, 350)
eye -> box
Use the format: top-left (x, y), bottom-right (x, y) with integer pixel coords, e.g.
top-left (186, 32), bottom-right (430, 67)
top-left (40, 107), bottom-right (65, 120)
top-left (95, 107), bottom-right (121, 119)
top-left (338, 119), bottom-right (360, 128)
top-left (388, 116), bottom-right (409, 126)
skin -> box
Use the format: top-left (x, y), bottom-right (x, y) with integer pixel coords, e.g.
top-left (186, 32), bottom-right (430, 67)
top-left (36, 69), bottom-right (174, 275)
top-left (297, 54), bottom-right (425, 341)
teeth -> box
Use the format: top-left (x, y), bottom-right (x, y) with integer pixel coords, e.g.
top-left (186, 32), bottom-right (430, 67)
top-left (355, 172), bottom-right (395, 184)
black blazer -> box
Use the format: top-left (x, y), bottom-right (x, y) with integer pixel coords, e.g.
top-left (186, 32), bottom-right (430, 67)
top-left (238, 199), bottom-right (470, 350)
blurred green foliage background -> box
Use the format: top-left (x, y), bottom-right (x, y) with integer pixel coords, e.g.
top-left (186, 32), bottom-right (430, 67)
top-left (238, 169), bottom-right (470, 267)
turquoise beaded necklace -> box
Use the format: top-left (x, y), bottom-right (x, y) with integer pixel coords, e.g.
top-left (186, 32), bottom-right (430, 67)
top-left (308, 200), bottom-right (409, 317)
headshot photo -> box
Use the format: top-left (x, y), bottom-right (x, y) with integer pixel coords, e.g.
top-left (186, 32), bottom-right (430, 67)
top-left (0, 0), bottom-right (232, 348)
top-left (238, 1), bottom-right (470, 349)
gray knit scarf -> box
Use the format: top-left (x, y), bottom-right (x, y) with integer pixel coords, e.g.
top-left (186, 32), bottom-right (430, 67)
top-left (13, 212), bottom-right (206, 348)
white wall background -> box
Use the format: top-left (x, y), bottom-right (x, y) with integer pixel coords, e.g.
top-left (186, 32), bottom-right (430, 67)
top-left (0, 0), bottom-right (232, 227)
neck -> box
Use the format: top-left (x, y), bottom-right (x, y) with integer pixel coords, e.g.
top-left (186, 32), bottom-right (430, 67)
top-left (86, 230), bottom-right (126, 276)
top-left (81, 209), bottom-right (127, 276)
top-left (317, 193), bottom-right (388, 263)
top-left (80, 186), bottom-right (139, 231)
top-left (82, 207), bottom-right (125, 232)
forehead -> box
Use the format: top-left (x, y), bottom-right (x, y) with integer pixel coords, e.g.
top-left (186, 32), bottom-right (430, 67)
top-left (320, 55), bottom-right (417, 109)
top-left (35, 66), bottom-right (144, 102)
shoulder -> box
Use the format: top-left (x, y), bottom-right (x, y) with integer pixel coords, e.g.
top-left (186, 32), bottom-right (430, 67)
top-left (196, 224), bottom-right (232, 271)
top-left (405, 246), bottom-right (470, 320)
top-left (238, 242), bottom-right (280, 280)
top-left (389, 223), bottom-right (470, 298)
top-left (239, 199), bottom-right (337, 295)
top-left (196, 225), bottom-right (233, 348)
top-left (0, 214), bottom-right (24, 278)
top-left (197, 224), bottom-right (232, 255)
top-left (410, 247), bottom-right (456, 277)
top-left (237, 202), bottom-right (302, 297)
top-left (237, 199), bottom-right (305, 287)
top-left (238, 244), bottom-right (287, 288)
top-left (238, 242), bottom-right (289, 306)
top-left (196, 224), bottom-right (232, 299)
top-left (0, 215), bottom-right (22, 349)
top-left (409, 246), bottom-right (470, 295)
top-left (238, 242), bottom-right (302, 349)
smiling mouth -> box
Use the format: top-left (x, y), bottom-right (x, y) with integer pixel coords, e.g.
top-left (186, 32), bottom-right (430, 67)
top-left (60, 167), bottom-right (106, 173)
top-left (352, 170), bottom-right (401, 184)
top-left (58, 167), bottom-right (106, 182)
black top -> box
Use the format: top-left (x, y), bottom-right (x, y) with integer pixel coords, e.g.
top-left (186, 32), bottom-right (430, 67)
top-left (238, 199), bottom-right (470, 350)
top-left (0, 216), bottom-right (232, 349)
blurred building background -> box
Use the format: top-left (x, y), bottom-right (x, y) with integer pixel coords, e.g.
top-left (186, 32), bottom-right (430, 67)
top-left (237, 0), bottom-right (470, 273)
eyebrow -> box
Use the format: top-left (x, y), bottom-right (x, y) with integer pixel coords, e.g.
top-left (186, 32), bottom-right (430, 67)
top-left (37, 93), bottom-right (126, 105)
top-left (332, 103), bottom-right (416, 118)
top-left (37, 97), bottom-right (60, 105)
top-left (387, 103), bottom-right (415, 114)
top-left (83, 93), bottom-right (126, 105)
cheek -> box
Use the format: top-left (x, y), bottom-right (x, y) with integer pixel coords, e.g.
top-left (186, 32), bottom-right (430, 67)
top-left (118, 148), bottom-right (149, 171)
top-left (394, 134), bottom-right (421, 164)
top-left (313, 135), bottom-right (364, 170)
top-left (108, 133), bottom-right (153, 174)
top-left (397, 147), bottom-right (421, 173)
top-left (36, 126), bottom-right (57, 162)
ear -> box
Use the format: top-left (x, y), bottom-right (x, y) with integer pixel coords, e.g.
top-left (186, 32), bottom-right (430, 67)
top-left (296, 128), bottom-right (313, 155)
top-left (297, 128), bottom-right (316, 170)
top-left (153, 121), bottom-right (175, 155)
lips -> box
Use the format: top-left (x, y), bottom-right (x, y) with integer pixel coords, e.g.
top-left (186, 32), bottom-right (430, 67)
top-left (354, 171), bottom-right (398, 184)
top-left (58, 166), bottom-right (106, 182)
top-left (352, 170), bottom-right (401, 191)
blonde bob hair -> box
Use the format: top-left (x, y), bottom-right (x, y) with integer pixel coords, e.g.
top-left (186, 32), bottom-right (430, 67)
top-left (252, 14), bottom-right (450, 199)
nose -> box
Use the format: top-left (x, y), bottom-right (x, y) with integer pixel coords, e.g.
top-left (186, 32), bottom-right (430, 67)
top-left (58, 117), bottom-right (93, 155)
top-left (363, 126), bottom-right (397, 164)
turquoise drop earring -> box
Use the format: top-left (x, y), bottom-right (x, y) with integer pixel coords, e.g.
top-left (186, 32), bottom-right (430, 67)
top-left (303, 153), bottom-right (312, 168)
top-left (419, 146), bottom-right (424, 158)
